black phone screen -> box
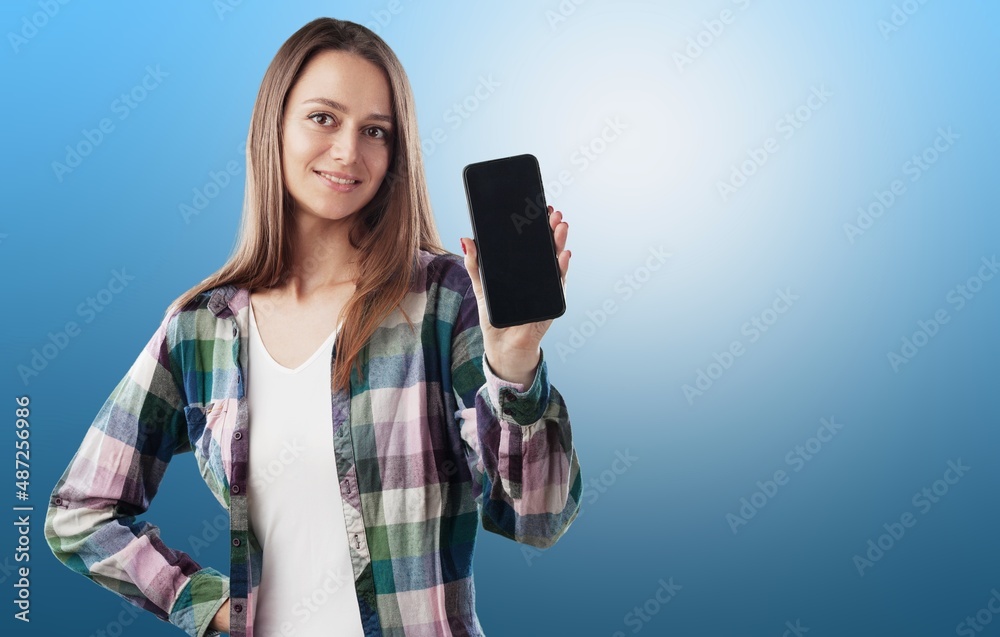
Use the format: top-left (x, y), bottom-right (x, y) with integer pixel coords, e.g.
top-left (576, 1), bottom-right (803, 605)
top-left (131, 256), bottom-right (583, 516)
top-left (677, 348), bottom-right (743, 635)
top-left (463, 153), bottom-right (566, 328)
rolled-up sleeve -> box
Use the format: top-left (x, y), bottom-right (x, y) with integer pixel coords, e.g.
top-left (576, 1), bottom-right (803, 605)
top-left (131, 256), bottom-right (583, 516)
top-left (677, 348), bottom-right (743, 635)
top-left (450, 279), bottom-right (583, 549)
top-left (44, 311), bottom-right (230, 637)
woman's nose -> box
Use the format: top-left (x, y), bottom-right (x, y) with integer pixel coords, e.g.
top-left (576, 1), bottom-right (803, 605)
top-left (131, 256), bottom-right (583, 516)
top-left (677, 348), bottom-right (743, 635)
top-left (328, 128), bottom-right (359, 164)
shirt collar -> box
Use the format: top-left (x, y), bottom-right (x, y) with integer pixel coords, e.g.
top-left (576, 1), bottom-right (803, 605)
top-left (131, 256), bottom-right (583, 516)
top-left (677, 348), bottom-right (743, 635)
top-left (207, 283), bottom-right (250, 319)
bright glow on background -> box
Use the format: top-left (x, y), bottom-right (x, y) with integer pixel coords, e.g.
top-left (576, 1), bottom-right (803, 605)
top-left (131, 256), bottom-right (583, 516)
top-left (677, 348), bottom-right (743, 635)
top-left (2, 1), bottom-right (997, 635)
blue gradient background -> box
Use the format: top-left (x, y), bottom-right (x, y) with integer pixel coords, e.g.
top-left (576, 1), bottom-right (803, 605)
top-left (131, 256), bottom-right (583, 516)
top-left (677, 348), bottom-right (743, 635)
top-left (2, 1), bottom-right (998, 636)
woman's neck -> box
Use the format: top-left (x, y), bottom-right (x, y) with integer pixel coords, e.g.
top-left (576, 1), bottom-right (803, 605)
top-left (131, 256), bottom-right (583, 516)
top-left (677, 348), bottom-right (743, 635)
top-left (282, 210), bottom-right (361, 301)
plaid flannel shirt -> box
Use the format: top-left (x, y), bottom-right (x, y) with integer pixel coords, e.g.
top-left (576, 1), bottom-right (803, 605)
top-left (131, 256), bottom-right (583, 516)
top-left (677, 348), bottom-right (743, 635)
top-left (45, 250), bottom-right (582, 637)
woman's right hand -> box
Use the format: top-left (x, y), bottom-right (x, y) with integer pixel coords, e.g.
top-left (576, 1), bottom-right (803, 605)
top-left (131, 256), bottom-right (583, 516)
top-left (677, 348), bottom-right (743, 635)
top-left (210, 598), bottom-right (230, 633)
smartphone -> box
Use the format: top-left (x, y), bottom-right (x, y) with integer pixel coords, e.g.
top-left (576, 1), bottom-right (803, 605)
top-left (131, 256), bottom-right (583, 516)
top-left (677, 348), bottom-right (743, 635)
top-left (462, 153), bottom-right (566, 328)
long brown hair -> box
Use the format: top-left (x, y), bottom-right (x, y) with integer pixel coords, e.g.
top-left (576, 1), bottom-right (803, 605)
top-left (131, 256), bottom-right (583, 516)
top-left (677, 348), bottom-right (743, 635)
top-left (166, 17), bottom-right (448, 391)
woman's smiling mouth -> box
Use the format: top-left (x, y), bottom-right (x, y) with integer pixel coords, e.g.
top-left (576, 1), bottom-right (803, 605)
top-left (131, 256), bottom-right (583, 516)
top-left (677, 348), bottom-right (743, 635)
top-left (315, 169), bottom-right (361, 190)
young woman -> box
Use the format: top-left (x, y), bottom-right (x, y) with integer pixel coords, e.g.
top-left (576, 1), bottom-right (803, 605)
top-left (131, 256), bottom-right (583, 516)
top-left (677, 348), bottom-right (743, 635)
top-left (45, 17), bottom-right (581, 637)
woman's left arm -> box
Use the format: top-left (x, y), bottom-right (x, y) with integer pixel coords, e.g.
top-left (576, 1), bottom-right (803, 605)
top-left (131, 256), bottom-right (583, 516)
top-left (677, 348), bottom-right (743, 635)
top-left (452, 207), bottom-right (583, 549)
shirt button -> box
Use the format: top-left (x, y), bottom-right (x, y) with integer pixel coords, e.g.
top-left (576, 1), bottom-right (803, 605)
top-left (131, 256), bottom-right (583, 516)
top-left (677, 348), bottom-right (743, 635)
top-left (233, 431), bottom-right (242, 440)
top-left (233, 603), bottom-right (243, 613)
top-left (502, 388), bottom-right (516, 400)
top-left (53, 497), bottom-right (62, 506)
top-left (502, 407), bottom-right (513, 416)
top-left (231, 484), bottom-right (240, 494)
top-left (232, 538), bottom-right (241, 547)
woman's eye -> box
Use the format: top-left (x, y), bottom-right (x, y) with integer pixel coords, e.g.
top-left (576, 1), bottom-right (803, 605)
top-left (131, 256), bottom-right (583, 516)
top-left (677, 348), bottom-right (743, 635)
top-left (309, 113), bottom-right (335, 126)
top-left (365, 126), bottom-right (389, 140)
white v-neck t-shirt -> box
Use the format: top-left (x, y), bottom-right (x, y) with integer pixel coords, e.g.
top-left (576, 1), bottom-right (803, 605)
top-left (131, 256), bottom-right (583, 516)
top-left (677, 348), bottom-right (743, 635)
top-left (246, 299), bottom-right (364, 636)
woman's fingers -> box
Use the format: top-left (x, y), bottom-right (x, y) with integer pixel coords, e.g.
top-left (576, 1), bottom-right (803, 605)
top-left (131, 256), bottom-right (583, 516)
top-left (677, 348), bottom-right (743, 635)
top-left (553, 217), bottom-right (569, 255)
top-left (460, 238), bottom-right (485, 302)
top-left (548, 205), bottom-right (568, 255)
top-left (559, 247), bottom-right (571, 285)
top-left (546, 205), bottom-right (571, 284)
top-left (548, 206), bottom-right (563, 229)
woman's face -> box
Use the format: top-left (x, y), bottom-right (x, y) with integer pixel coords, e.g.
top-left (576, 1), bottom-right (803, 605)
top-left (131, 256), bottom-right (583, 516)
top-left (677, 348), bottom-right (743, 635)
top-left (281, 49), bottom-right (394, 223)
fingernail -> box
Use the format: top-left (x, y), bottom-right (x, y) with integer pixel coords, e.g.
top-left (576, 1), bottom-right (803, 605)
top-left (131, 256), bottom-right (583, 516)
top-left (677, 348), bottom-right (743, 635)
top-left (461, 240), bottom-right (467, 255)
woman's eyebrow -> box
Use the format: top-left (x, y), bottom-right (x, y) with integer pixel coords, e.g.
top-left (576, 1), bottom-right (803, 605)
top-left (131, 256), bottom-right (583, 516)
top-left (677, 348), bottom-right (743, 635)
top-left (302, 97), bottom-right (393, 123)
